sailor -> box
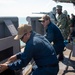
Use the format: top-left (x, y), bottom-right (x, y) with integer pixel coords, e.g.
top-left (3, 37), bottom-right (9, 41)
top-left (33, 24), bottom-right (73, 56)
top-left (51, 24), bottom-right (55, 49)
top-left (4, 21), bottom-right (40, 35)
top-left (63, 10), bottom-right (70, 39)
top-left (49, 7), bottom-right (57, 24)
top-left (39, 14), bottom-right (65, 61)
top-left (0, 24), bottom-right (59, 75)
top-left (56, 5), bottom-right (68, 40)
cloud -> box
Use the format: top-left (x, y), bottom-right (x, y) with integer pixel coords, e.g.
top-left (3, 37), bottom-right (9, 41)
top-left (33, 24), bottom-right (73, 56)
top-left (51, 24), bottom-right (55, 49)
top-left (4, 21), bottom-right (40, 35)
top-left (0, 0), bottom-right (16, 4)
top-left (0, 0), bottom-right (51, 17)
top-left (0, 0), bottom-right (74, 17)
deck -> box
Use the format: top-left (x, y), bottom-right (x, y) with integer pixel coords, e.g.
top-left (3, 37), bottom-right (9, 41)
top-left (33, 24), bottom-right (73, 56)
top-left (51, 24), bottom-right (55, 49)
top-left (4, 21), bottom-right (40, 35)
top-left (58, 43), bottom-right (75, 75)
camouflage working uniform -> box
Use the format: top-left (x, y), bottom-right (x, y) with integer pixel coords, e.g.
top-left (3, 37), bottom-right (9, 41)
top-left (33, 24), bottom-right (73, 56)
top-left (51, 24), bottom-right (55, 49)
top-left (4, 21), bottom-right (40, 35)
top-left (57, 13), bottom-right (68, 40)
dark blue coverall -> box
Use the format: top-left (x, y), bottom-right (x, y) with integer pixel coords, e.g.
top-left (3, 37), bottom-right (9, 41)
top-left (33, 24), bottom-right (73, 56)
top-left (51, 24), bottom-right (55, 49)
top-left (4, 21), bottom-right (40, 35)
top-left (45, 22), bottom-right (65, 55)
top-left (8, 31), bottom-right (59, 75)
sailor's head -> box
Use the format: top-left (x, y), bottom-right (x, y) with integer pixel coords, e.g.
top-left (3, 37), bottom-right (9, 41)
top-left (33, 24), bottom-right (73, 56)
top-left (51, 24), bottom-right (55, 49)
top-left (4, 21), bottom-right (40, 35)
top-left (14, 24), bottom-right (32, 42)
top-left (56, 5), bottom-right (62, 14)
top-left (53, 7), bottom-right (56, 11)
top-left (52, 7), bottom-right (56, 15)
top-left (39, 14), bottom-right (50, 22)
top-left (38, 15), bottom-right (50, 27)
top-left (63, 10), bottom-right (68, 16)
top-left (56, 5), bottom-right (62, 10)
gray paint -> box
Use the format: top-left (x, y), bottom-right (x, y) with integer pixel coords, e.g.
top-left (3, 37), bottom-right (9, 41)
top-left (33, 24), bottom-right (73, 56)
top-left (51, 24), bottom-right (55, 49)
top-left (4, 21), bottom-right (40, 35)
top-left (0, 17), bottom-right (20, 63)
top-left (27, 16), bottom-right (45, 35)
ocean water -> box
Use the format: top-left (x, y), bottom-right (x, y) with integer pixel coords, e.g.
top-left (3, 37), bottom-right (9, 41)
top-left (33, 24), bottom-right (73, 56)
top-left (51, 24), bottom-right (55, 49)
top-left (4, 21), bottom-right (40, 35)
top-left (19, 17), bottom-right (28, 25)
top-left (18, 17), bottom-right (27, 46)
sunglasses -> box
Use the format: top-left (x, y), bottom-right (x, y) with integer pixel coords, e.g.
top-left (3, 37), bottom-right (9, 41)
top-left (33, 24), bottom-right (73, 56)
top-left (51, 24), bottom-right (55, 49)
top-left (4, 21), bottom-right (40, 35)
top-left (42, 20), bottom-right (45, 22)
top-left (20, 33), bottom-right (27, 40)
top-left (41, 20), bottom-right (46, 23)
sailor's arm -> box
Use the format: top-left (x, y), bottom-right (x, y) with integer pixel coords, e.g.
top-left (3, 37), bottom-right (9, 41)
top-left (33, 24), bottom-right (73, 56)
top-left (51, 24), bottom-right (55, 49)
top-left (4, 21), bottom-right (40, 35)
top-left (0, 52), bottom-right (21, 73)
top-left (0, 62), bottom-right (9, 73)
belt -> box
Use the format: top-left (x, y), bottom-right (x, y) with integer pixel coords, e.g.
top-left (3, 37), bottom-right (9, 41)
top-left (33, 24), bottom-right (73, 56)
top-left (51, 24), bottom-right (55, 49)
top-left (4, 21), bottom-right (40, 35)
top-left (39, 63), bottom-right (58, 68)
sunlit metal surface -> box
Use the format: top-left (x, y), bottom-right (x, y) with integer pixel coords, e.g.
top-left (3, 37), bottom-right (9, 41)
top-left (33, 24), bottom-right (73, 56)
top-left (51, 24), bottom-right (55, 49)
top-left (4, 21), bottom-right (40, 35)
top-left (53, 0), bottom-right (75, 5)
top-left (53, 0), bottom-right (75, 3)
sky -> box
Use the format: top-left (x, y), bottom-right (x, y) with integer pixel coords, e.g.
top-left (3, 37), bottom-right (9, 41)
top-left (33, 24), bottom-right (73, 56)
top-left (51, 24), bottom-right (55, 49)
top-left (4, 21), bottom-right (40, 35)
top-left (0, 0), bottom-right (75, 17)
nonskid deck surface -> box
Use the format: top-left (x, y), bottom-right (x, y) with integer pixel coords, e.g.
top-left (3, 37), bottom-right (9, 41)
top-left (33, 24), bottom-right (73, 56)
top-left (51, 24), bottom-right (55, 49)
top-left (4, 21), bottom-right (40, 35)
top-left (58, 43), bottom-right (75, 75)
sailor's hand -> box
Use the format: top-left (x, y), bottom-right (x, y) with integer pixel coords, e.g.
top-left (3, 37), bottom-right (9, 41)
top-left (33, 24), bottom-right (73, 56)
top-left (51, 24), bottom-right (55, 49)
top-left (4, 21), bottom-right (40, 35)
top-left (7, 55), bottom-right (17, 63)
top-left (0, 63), bottom-right (8, 73)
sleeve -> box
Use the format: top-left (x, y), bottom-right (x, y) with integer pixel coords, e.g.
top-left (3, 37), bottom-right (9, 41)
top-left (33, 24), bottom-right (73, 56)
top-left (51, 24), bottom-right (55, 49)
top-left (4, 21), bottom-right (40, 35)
top-left (60, 14), bottom-right (67, 29)
top-left (45, 26), bottom-right (54, 43)
top-left (7, 44), bottom-right (34, 70)
top-left (16, 52), bottom-right (22, 59)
